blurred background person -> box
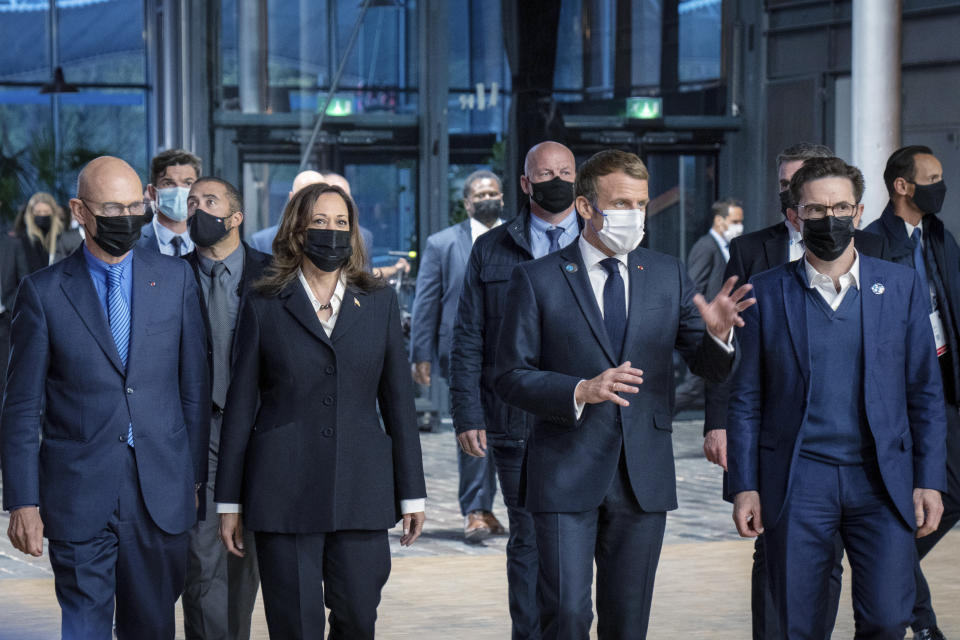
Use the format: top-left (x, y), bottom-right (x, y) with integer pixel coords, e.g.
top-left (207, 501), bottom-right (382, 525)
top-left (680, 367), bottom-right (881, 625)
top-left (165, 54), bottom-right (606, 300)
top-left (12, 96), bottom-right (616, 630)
top-left (14, 192), bottom-right (82, 273)
top-left (216, 182), bottom-right (426, 640)
top-left (410, 169), bottom-right (506, 543)
top-left (674, 197), bottom-right (743, 413)
top-left (140, 148), bottom-right (202, 256)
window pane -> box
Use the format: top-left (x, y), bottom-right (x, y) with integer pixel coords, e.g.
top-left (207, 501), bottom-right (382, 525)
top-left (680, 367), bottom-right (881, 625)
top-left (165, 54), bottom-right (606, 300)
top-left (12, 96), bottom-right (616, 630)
top-left (57, 0), bottom-right (145, 84)
top-left (343, 162), bottom-right (418, 266)
top-left (632, 0), bottom-right (662, 89)
top-left (678, 0), bottom-right (722, 84)
top-left (554, 0), bottom-right (584, 95)
top-left (0, 1), bottom-right (49, 82)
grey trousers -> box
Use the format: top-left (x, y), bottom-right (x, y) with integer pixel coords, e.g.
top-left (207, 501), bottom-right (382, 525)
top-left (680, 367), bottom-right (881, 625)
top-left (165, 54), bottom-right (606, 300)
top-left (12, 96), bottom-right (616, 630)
top-left (182, 481), bottom-right (260, 640)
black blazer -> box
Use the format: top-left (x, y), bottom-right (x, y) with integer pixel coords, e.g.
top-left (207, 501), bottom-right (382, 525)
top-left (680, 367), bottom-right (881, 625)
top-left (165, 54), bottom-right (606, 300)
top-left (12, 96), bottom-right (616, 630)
top-left (704, 221), bottom-right (886, 430)
top-left (214, 277), bottom-right (426, 533)
top-left (1, 234), bottom-right (28, 311)
top-left (183, 242), bottom-right (272, 376)
top-left (686, 232), bottom-right (727, 299)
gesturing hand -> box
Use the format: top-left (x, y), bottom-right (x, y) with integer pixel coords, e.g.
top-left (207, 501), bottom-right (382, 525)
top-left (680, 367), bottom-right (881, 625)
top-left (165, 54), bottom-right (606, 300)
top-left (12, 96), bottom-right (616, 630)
top-left (693, 276), bottom-right (755, 343)
top-left (574, 361), bottom-right (644, 408)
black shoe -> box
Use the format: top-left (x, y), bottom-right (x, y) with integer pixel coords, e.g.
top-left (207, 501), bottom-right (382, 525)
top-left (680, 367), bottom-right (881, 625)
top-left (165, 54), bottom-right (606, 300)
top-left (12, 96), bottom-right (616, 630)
top-left (914, 628), bottom-right (946, 640)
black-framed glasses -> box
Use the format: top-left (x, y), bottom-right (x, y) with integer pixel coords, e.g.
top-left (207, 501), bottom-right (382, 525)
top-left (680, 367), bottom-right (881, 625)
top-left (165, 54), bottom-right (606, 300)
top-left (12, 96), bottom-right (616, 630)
top-left (796, 202), bottom-right (858, 219)
top-left (80, 198), bottom-right (149, 217)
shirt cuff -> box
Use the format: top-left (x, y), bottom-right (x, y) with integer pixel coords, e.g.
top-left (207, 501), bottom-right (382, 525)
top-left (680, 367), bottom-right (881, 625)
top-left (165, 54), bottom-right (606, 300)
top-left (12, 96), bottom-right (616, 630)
top-left (400, 498), bottom-right (425, 514)
top-left (215, 503), bottom-right (242, 514)
top-left (708, 329), bottom-right (735, 354)
top-left (574, 380), bottom-right (586, 420)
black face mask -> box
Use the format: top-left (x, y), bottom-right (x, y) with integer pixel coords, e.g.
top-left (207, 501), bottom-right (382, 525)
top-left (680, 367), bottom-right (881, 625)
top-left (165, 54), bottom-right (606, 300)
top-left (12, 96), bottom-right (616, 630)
top-left (471, 199), bottom-right (502, 226)
top-left (34, 215), bottom-right (53, 233)
top-left (779, 190), bottom-right (793, 217)
top-left (529, 176), bottom-right (575, 214)
top-left (911, 180), bottom-right (947, 216)
top-left (304, 228), bottom-right (353, 272)
top-left (189, 209), bottom-right (231, 248)
top-left (91, 213), bottom-right (148, 257)
top-left (802, 215), bottom-right (855, 262)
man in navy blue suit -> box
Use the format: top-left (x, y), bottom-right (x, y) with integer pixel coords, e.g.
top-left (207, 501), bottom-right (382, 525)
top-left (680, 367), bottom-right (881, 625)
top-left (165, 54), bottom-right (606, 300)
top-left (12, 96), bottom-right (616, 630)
top-left (411, 169), bottom-right (506, 542)
top-left (1, 156), bottom-right (210, 639)
top-left (728, 156), bottom-right (946, 638)
top-left (494, 149), bottom-right (752, 639)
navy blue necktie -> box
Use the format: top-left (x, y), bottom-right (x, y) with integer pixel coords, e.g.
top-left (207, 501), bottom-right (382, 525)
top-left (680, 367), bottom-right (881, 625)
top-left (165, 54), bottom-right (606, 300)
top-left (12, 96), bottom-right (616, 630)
top-left (912, 227), bottom-right (933, 312)
top-left (171, 236), bottom-right (183, 257)
top-left (107, 263), bottom-right (134, 447)
top-left (600, 258), bottom-right (626, 358)
top-left (545, 227), bottom-right (563, 254)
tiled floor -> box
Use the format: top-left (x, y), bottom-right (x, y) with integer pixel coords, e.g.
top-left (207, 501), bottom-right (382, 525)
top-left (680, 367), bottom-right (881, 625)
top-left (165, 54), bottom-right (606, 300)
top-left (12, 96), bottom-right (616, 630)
top-left (0, 420), bottom-right (956, 639)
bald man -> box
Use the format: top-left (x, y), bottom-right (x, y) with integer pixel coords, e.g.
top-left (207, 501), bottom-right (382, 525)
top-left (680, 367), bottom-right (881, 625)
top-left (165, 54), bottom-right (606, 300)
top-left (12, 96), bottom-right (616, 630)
top-left (1, 156), bottom-right (210, 639)
top-left (449, 141), bottom-right (580, 638)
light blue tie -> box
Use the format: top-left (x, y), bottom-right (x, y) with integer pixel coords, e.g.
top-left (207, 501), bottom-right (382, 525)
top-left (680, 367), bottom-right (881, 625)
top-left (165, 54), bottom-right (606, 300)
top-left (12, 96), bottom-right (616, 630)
top-left (107, 264), bottom-right (134, 446)
top-left (545, 227), bottom-right (564, 254)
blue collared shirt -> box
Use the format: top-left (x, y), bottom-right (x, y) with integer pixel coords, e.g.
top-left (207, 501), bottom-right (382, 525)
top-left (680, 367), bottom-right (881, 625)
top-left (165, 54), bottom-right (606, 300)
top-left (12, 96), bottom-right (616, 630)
top-left (153, 217), bottom-right (194, 256)
top-left (528, 209), bottom-right (579, 259)
top-left (83, 243), bottom-right (133, 317)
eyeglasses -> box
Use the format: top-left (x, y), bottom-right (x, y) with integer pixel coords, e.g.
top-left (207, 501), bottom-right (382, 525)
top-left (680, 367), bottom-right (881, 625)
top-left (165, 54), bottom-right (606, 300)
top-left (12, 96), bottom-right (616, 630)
top-left (80, 198), bottom-right (149, 217)
top-left (796, 202), bottom-right (858, 219)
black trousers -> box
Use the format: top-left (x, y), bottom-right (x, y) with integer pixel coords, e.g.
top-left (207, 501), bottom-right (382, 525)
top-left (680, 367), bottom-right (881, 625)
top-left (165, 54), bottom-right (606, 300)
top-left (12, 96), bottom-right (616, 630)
top-left (254, 529), bottom-right (390, 640)
top-left (912, 402), bottom-right (960, 631)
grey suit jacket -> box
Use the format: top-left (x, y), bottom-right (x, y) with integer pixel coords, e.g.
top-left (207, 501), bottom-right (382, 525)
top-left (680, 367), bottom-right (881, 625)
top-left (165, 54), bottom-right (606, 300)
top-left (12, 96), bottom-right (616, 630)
top-left (409, 219), bottom-right (473, 378)
top-left (686, 232), bottom-right (727, 300)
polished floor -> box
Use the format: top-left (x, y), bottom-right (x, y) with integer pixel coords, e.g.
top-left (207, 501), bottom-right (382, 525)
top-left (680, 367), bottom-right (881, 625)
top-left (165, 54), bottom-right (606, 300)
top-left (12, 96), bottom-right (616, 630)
top-left (0, 422), bottom-right (957, 639)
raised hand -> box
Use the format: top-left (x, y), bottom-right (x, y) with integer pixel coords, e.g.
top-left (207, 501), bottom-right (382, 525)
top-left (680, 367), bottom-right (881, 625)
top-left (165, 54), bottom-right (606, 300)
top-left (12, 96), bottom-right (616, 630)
top-left (574, 361), bottom-right (644, 408)
top-left (694, 276), bottom-right (755, 342)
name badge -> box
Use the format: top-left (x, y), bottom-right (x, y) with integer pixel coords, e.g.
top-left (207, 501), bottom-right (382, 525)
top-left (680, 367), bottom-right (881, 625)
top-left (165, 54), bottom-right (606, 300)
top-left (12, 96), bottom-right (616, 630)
top-left (930, 310), bottom-right (949, 357)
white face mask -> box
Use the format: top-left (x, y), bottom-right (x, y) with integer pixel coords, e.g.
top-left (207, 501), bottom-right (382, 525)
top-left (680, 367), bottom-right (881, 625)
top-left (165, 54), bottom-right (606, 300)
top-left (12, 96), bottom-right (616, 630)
top-left (723, 222), bottom-right (744, 242)
top-left (591, 206), bottom-right (646, 255)
top-left (156, 186), bottom-right (190, 222)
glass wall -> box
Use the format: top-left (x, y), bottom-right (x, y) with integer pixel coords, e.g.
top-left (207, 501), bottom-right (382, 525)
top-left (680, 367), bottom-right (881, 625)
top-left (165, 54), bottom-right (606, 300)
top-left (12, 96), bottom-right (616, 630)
top-left (0, 0), bottom-right (148, 225)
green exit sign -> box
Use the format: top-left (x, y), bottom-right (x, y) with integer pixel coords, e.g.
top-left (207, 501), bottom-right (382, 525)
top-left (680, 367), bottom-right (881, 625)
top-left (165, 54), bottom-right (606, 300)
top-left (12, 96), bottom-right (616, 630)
top-left (323, 97), bottom-right (354, 117)
top-left (627, 97), bottom-right (662, 120)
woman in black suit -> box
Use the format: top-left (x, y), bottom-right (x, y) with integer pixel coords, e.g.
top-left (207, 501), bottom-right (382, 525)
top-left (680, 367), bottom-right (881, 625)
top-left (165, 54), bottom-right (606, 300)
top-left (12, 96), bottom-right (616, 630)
top-left (216, 182), bottom-right (426, 639)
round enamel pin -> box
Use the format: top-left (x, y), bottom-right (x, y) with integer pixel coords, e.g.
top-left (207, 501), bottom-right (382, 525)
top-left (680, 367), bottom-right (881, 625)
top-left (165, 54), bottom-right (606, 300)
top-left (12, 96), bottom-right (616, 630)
top-left (564, 263), bottom-right (578, 273)
top-left (871, 283), bottom-right (885, 295)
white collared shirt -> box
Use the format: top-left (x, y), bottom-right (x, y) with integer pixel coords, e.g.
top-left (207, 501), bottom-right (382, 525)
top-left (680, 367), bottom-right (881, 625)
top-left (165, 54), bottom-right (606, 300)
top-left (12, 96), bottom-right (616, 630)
top-left (579, 234), bottom-right (630, 317)
top-left (803, 251), bottom-right (860, 310)
top-left (298, 269), bottom-right (345, 338)
top-left (709, 228), bottom-right (730, 262)
top-left (469, 216), bottom-right (502, 244)
top-left (217, 270), bottom-right (425, 516)
top-left (786, 220), bottom-right (804, 261)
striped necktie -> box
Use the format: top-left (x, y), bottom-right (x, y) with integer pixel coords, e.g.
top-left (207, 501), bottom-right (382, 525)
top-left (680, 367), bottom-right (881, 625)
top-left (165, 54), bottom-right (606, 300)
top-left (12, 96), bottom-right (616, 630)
top-left (107, 263), bottom-right (134, 446)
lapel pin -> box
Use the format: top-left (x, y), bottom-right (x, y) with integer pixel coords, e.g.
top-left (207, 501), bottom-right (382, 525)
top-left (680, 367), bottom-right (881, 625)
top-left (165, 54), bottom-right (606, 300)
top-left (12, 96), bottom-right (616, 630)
top-left (354, 297), bottom-right (361, 308)
top-left (637, 265), bottom-right (644, 271)
top-left (871, 283), bottom-right (885, 295)
top-left (564, 263), bottom-right (578, 273)
top-left (148, 281), bottom-right (156, 287)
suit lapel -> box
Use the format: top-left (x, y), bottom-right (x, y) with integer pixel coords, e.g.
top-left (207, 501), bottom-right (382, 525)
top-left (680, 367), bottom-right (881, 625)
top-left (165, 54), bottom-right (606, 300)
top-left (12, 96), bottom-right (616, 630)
top-left (620, 250), bottom-right (650, 362)
top-left (59, 249), bottom-right (125, 375)
top-left (456, 220), bottom-right (473, 263)
top-left (558, 243), bottom-right (617, 364)
top-left (782, 262), bottom-right (811, 386)
top-left (859, 256), bottom-right (883, 394)
top-left (282, 281), bottom-right (333, 347)
top-left (330, 286), bottom-right (365, 343)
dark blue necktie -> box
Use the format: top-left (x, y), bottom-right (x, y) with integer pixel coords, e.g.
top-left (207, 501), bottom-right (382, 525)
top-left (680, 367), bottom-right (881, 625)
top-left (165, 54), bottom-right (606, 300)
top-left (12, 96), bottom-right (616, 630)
top-left (912, 227), bottom-right (933, 312)
top-left (600, 257), bottom-right (626, 358)
top-left (107, 263), bottom-right (134, 447)
top-left (545, 227), bottom-right (563, 254)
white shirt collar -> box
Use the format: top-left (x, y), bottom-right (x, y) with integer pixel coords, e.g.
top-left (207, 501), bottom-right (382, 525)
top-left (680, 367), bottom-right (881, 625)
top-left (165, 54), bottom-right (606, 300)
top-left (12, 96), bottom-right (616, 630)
top-left (903, 219), bottom-right (921, 241)
top-left (298, 269), bottom-right (346, 312)
top-left (803, 250), bottom-right (860, 291)
top-left (578, 233), bottom-right (627, 271)
top-left (469, 217), bottom-right (502, 244)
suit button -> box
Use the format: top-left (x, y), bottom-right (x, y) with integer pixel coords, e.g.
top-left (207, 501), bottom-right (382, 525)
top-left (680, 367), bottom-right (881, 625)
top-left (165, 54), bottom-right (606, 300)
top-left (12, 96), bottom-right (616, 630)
top-left (119, 434), bottom-right (126, 442)
top-left (322, 427), bottom-right (334, 437)
top-left (126, 387), bottom-right (134, 395)
top-left (325, 365), bottom-right (335, 375)
top-left (323, 396), bottom-right (334, 406)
